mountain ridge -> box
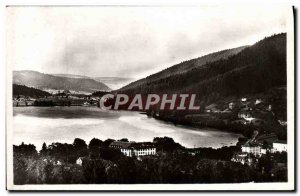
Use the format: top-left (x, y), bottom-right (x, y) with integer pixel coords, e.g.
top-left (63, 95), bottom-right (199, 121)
top-left (117, 33), bottom-right (286, 107)
top-left (13, 70), bottom-right (111, 93)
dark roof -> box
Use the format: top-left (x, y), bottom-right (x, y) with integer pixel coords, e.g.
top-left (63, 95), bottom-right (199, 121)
top-left (109, 141), bottom-right (155, 149)
top-left (130, 142), bottom-right (155, 149)
top-left (109, 141), bottom-right (133, 148)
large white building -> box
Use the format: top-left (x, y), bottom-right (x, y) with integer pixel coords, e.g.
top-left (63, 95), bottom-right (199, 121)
top-left (272, 140), bottom-right (287, 152)
top-left (241, 143), bottom-right (261, 156)
top-left (109, 141), bottom-right (156, 157)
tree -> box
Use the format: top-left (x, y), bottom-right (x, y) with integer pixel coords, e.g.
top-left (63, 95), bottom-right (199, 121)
top-left (73, 138), bottom-right (87, 150)
top-left (13, 143), bottom-right (37, 157)
top-left (88, 138), bottom-right (103, 159)
top-left (73, 138), bottom-right (88, 157)
top-left (82, 159), bottom-right (106, 183)
top-left (88, 138), bottom-right (103, 150)
top-left (103, 139), bottom-right (115, 147)
top-left (40, 142), bottom-right (48, 156)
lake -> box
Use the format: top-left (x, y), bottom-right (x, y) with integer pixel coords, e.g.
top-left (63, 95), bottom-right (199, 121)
top-left (13, 106), bottom-right (242, 150)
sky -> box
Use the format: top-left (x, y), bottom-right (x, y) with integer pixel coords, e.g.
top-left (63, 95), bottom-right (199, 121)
top-left (7, 6), bottom-right (289, 79)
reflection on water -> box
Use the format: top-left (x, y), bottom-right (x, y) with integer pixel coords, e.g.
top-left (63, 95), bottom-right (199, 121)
top-left (13, 107), bottom-right (242, 150)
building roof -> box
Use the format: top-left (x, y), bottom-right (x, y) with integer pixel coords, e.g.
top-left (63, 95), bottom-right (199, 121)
top-left (130, 142), bottom-right (155, 149)
top-left (109, 141), bottom-right (133, 148)
top-left (109, 141), bottom-right (155, 149)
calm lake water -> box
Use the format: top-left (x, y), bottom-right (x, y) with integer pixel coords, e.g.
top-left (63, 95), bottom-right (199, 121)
top-left (13, 106), bottom-right (242, 150)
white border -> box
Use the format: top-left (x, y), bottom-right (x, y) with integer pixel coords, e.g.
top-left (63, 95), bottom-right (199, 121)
top-left (5, 4), bottom-right (295, 191)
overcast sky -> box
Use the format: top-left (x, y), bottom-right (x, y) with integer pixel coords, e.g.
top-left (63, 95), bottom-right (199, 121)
top-left (7, 6), bottom-right (289, 79)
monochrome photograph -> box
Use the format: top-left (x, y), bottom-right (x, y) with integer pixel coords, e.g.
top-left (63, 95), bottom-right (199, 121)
top-left (6, 5), bottom-right (295, 191)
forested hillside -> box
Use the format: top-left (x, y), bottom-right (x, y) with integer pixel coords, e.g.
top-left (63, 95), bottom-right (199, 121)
top-left (13, 84), bottom-right (51, 97)
top-left (118, 33), bottom-right (286, 107)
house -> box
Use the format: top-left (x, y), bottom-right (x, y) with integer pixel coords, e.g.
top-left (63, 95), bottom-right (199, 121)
top-left (231, 152), bottom-right (254, 165)
top-left (16, 100), bottom-right (27, 107)
top-left (238, 108), bottom-right (252, 119)
top-left (76, 157), bottom-right (84, 166)
top-left (278, 120), bottom-right (287, 126)
top-left (131, 143), bottom-right (157, 157)
top-left (109, 141), bottom-right (156, 157)
top-left (185, 148), bottom-right (201, 156)
top-left (26, 100), bottom-right (35, 106)
top-left (241, 143), bottom-right (261, 156)
top-left (63, 90), bottom-right (71, 95)
top-left (267, 105), bottom-right (272, 111)
top-left (255, 99), bottom-right (262, 105)
top-left (272, 140), bottom-right (287, 153)
top-left (260, 148), bottom-right (269, 155)
top-left (229, 102), bottom-right (236, 110)
top-left (241, 98), bottom-right (247, 102)
top-left (109, 141), bottom-right (134, 156)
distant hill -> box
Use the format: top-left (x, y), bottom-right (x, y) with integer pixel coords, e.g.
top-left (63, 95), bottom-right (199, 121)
top-left (51, 74), bottom-right (90, 79)
top-left (118, 33), bottom-right (286, 107)
top-left (93, 77), bottom-right (135, 90)
top-left (52, 74), bottom-right (134, 90)
top-left (13, 84), bottom-right (51, 97)
top-left (13, 70), bottom-right (111, 93)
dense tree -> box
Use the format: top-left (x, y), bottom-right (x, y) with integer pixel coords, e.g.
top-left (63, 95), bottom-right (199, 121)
top-left (82, 159), bottom-right (107, 183)
top-left (103, 139), bottom-right (115, 147)
top-left (88, 138), bottom-right (103, 150)
top-left (73, 138), bottom-right (88, 157)
top-left (118, 34), bottom-right (286, 117)
top-left (13, 138), bottom-right (287, 184)
top-left (39, 142), bottom-right (48, 156)
top-left (13, 142), bottom-right (37, 157)
top-left (13, 84), bottom-right (51, 97)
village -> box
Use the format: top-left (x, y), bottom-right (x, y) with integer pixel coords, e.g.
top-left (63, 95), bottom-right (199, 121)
top-left (13, 89), bottom-right (99, 107)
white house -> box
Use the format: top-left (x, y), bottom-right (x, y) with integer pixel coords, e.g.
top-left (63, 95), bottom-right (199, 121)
top-left (109, 141), bottom-right (156, 157)
top-left (229, 102), bottom-right (236, 110)
top-left (241, 98), bottom-right (247, 102)
top-left (76, 157), bottom-right (83, 166)
top-left (272, 141), bottom-right (287, 152)
top-left (278, 120), bottom-right (287, 126)
top-left (255, 99), bottom-right (262, 105)
top-left (267, 105), bottom-right (272, 111)
top-left (241, 143), bottom-right (261, 156)
top-left (238, 108), bottom-right (252, 119)
top-left (231, 152), bottom-right (254, 165)
top-left (260, 148), bottom-right (267, 155)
